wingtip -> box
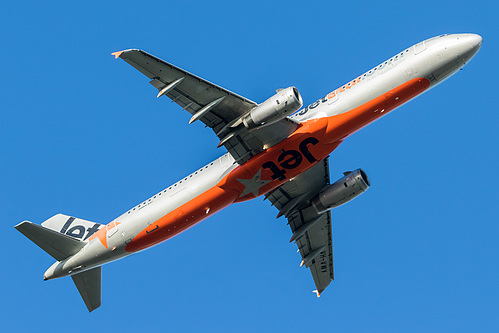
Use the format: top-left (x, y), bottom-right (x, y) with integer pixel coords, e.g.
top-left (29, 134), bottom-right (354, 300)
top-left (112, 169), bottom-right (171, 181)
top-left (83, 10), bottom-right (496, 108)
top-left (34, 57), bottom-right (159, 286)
top-left (14, 220), bottom-right (29, 230)
top-left (111, 51), bottom-right (124, 59)
top-left (87, 303), bottom-right (101, 312)
top-left (312, 290), bottom-right (321, 298)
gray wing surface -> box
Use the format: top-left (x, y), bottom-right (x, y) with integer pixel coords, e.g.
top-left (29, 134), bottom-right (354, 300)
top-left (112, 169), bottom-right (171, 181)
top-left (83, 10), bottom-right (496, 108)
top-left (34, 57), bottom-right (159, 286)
top-left (15, 221), bottom-right (86, 261)
top-left (265, 158), bottom-right (334, 295)
top-left (71, 266), bottom-right (102, 312)
top-left (115, 49), bottom-right (298, 164)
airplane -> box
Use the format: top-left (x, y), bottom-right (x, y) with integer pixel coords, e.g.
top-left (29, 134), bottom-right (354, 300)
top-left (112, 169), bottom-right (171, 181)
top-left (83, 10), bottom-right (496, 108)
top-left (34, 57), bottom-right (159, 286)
top-left (16, 33), bottom-right (482, 312)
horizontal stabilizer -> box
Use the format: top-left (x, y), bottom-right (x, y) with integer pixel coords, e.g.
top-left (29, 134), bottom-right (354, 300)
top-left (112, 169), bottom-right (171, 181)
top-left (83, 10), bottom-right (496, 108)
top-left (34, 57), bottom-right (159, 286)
top-left (15, 221), bottom-right (86, 261)
top-left (72, 267), bottom-right (102, 312)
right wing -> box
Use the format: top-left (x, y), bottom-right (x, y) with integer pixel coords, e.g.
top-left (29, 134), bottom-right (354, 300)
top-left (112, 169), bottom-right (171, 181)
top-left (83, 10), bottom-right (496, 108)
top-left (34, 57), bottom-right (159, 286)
top-left (265, 158), bottom-right (334, 295)
top-left (114, 49), bottom-right (298, 164)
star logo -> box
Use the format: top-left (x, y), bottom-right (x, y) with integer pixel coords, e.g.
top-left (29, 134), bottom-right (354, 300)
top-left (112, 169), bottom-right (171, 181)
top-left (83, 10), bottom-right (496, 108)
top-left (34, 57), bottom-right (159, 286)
top-left (236, 169), bottom-right (272, 198)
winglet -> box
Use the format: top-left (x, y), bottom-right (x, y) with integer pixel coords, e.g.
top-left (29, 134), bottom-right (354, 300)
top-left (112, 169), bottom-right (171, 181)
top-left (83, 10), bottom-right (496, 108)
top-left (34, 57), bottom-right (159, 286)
top-left (111, 51), bottom-right (124, 59)
top-left (312, 290), bottom-right (321, 298)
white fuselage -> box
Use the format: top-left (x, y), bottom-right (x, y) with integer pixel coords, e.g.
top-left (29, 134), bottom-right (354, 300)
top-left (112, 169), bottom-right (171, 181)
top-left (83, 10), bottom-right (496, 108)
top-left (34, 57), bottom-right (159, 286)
top-left (44, 34), bottom-right (482, 280)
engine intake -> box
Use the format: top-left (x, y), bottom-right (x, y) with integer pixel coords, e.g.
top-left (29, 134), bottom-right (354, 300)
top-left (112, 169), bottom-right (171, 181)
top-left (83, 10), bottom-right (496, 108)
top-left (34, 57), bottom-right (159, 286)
top-left (242, 87), bottom-right (303, 129)
top-left (311, 169), bottom-right (370, 213)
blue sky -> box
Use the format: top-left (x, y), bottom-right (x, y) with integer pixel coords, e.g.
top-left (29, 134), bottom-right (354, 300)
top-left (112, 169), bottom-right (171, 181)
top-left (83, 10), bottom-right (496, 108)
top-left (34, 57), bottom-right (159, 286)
top-left (1, 1), bottom-right (497, 332)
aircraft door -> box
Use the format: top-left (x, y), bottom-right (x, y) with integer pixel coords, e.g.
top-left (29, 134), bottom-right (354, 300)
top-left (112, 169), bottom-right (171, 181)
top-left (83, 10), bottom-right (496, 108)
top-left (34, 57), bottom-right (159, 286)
top-left (107, 221), bottom-right (120, 239)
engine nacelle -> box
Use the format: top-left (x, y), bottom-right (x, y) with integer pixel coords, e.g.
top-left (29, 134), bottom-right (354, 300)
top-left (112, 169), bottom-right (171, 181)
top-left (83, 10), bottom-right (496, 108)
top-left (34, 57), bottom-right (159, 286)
top-left (242, 87), bottom-right (303, 129)
top-left (311, 169), bottom-right (370, 213)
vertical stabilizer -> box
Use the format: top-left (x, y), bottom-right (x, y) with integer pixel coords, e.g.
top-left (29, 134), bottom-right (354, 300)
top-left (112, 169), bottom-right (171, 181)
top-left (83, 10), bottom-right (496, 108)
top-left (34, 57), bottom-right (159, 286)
top-left (71, 267), bottom-right (102, 312)
top-left (41, 214), bottom-right (104, 241)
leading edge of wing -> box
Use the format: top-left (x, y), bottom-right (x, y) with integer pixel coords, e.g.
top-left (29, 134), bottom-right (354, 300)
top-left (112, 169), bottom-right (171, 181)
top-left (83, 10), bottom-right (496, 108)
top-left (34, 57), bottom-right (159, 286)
top-left (112, 49), bottom-right (258, 106)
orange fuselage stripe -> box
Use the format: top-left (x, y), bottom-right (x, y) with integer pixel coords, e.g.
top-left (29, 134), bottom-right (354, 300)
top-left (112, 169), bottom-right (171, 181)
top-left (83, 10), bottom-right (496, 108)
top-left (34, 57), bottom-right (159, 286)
top-left (125, 77), bottom-right (430, 252)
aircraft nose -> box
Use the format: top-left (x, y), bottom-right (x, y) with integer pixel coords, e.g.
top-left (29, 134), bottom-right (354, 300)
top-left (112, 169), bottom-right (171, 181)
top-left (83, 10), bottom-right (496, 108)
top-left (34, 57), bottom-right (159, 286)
top-left (450, 33), bottom-right (482, 66)
top-left (457, 33), bottom-right (483, 57)
top-left (463, 33), bottom-right (482, 53)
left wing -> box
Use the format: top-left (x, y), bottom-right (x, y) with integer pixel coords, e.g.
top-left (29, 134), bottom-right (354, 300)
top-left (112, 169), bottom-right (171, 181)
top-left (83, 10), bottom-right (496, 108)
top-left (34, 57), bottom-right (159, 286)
top-left (265, 158), bottom-right (334, 296)
top-left (113, 50), bottom-right (298, 164)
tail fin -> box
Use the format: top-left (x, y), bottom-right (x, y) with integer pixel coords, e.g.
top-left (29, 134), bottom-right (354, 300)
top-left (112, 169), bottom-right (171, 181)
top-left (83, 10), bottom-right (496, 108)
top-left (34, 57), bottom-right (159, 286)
top-left (15, 221), bottom-right (86, 261)
top-left (41, 214), bottom-right (104, 241)
top-left (72, 267), bottom-right (102, 312)
top-left (16, 214), bottom-right (105, 312)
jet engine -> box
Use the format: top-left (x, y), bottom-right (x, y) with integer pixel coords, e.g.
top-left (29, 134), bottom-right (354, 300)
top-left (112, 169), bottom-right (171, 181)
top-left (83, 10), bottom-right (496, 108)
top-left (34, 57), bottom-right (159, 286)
top-left (311, 169), bottom-right (370, 213)
top-left (242, 87), bottom-right (303, 129)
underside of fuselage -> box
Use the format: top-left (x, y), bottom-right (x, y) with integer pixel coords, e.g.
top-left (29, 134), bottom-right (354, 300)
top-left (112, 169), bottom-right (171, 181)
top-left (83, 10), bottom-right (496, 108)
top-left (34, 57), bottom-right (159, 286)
top-left (16, 33), bottom-right (482, 312)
